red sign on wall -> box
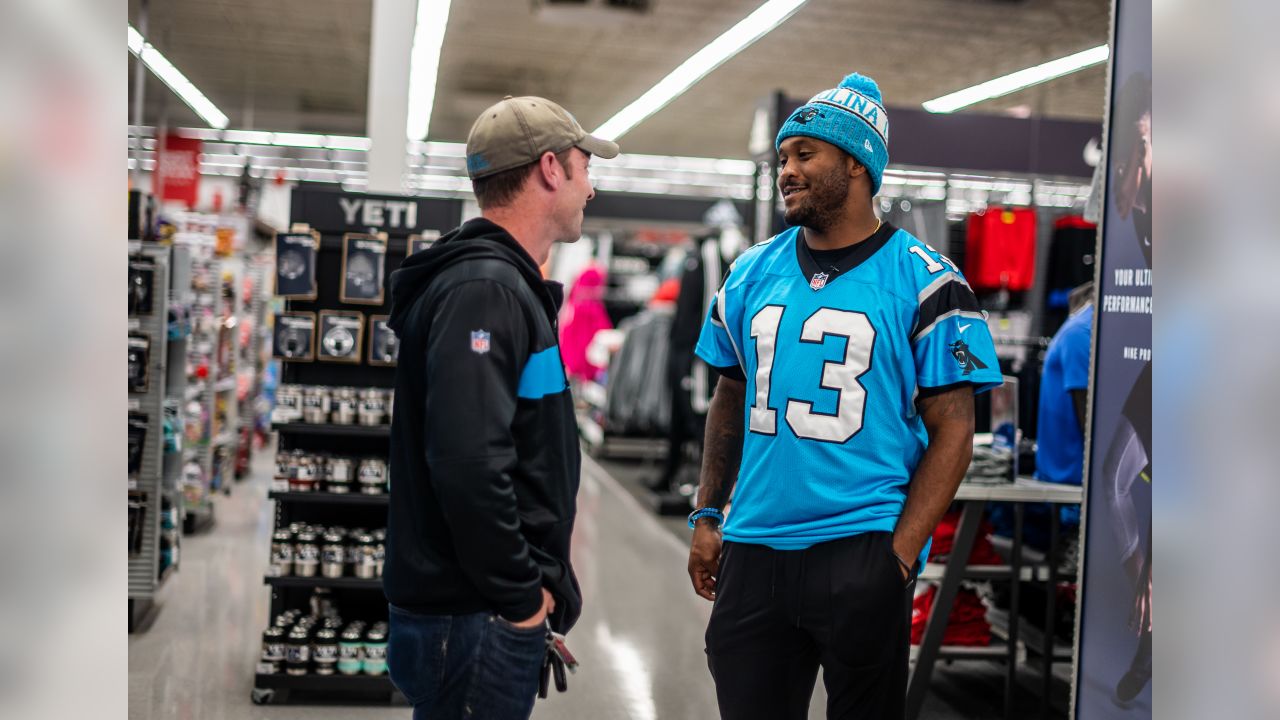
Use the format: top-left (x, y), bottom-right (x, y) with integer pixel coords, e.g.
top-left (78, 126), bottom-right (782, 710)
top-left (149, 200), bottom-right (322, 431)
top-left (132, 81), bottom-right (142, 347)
top-left (156, 134), bottom-right (202, 208)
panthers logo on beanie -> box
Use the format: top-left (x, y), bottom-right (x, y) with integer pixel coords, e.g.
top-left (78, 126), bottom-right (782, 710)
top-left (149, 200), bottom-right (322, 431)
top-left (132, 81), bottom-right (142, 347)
top-left (793, 108), bottom-right (823, 124)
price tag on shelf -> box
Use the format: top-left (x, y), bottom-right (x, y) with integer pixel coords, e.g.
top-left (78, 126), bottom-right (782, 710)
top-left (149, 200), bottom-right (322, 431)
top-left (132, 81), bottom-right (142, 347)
top-left (128, 479), bottom-right (138, 491)
top-left (127, 398), bottom-right (141, 411)
top-left (128, 318), bottom-right (141, 331)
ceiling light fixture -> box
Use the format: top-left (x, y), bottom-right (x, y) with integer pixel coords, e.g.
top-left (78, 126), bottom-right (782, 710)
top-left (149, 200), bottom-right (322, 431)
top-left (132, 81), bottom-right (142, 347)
top-left (922, 44), bottom-right (1110, 114)
top-left (405, 0), bottom-right (454, 141)
top-left (592, 0), bottom-right (809, 142)
top-left (127, 24), bottom-right (229, 129)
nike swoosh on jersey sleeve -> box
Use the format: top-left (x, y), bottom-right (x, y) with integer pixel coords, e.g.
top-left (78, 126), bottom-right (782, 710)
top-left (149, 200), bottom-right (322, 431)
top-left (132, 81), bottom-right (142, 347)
top-left (913, 274), bottom-right (987, 342)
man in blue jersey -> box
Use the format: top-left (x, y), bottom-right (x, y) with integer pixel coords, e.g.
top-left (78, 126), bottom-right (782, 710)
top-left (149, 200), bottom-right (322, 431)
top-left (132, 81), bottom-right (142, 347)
top-left (686, 72), bottom-right (1002, 719)
top-left (1033, 282), bottom-right (1093, 552)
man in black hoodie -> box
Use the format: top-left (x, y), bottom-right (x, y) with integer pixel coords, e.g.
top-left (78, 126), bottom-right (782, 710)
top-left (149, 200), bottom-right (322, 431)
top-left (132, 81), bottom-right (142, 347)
top-left (383, 96), bottom-right (618, 720)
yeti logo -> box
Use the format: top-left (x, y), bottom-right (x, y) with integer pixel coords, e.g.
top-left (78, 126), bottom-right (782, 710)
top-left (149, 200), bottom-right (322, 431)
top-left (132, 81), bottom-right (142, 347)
top-left (793, 108), bottom-right (823, 124)
top-left (949, 339), bottom-right (988, 376)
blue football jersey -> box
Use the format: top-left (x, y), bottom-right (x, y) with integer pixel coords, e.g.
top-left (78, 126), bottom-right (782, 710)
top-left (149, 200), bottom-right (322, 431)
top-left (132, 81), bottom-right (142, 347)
top-left (695, 223), bottom-right (1002, 563)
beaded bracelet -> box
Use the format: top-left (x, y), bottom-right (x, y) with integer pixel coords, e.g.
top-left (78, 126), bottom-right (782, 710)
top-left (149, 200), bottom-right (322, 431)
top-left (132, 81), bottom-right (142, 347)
top-left (687, 507), bottom-right (725, 529)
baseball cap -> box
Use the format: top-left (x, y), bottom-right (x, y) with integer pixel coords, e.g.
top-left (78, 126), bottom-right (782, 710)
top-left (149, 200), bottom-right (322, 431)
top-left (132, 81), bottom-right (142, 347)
top-left (465, 95), bottom-right (620, 179)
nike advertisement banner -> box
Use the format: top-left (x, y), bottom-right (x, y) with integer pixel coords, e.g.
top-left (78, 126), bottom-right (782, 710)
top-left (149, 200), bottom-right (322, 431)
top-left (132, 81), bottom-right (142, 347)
top-left (1074, 0), bottom-right (1152, 717)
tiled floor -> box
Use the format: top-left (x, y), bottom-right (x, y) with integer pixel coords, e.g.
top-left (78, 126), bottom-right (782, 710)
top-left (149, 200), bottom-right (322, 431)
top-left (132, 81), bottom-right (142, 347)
top-left (127, 441), bottom-right (1070, 719)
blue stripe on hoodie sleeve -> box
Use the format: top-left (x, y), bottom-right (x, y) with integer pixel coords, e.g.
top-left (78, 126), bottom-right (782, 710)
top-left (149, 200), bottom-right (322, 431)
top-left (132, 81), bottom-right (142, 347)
top-left (517, 346), bottom-right (568, 400)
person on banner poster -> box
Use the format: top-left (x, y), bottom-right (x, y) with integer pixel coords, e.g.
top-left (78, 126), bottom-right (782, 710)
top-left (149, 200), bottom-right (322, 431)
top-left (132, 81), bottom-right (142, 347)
top-left (1112, 73), bottom-right (1152, 269)
top-left (1103, 71), bottom-right (1153, 708)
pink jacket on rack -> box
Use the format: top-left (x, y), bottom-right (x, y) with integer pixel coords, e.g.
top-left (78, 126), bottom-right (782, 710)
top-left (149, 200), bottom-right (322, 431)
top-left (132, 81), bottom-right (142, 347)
top-left (559, 264), bottom-right (613, 382)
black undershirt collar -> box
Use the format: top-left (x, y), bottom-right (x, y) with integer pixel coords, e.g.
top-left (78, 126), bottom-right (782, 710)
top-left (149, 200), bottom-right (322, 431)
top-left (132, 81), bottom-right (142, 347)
top-left (797, 221), bottom-right (897, 289)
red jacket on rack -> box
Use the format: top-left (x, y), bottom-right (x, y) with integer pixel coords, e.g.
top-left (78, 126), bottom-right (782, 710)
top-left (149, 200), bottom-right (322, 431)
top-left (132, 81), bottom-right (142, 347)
top-left (965, 208), bottom-right (1037, 291)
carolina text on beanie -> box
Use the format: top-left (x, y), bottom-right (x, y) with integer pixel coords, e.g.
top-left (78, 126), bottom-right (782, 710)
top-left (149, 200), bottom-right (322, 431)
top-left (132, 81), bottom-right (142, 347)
top-left (775, 72), bottom-right (890, 195)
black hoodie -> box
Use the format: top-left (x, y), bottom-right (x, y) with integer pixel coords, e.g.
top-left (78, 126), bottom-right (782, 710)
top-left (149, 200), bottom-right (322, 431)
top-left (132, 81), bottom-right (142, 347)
top-left (383, 218), bottom-right (582, 633)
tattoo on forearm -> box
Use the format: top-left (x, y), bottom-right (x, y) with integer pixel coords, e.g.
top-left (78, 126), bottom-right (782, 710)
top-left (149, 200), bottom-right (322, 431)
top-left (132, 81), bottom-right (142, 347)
top-left (698, 381), bottom-right (745, 509)
top-left (701, 419), bottom-right (743, 507)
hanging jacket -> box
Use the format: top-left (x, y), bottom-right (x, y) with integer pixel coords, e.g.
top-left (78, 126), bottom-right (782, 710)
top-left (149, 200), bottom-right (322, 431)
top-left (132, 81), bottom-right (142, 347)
top-left (383, 217), bottom-right (583, 634)
top-left (559, 263), bottom-right (613, 382)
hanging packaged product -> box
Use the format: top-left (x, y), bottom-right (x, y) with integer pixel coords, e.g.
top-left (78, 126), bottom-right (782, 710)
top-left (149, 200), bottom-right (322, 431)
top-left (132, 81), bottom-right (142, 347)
top-left (407, 230), bottom-right (440, 257)
top-left (273, 312), bottom-right (316, 361)
top-left (318, 311), bottom-right (364, 363)
top-left (340, 233), bottom-right (387, 305)
top-left (128, 413), bottom-right (148, 481)
top-left (274, 231), bottom-right (320, 299)
top-left (128, 491), bottom-right (147, 556)
top-left (128, 256), bottom-right (156, 316)
top-left (128, 333), bottom-right (152, 393)
top-left (367, 315), bottom-right (399, 366)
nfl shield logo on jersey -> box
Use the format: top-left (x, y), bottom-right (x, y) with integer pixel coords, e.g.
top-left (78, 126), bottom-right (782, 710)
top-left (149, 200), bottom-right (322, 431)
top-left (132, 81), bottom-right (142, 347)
top-left (809, 272), bottom-right (829, 290)
top-left (470, 330), bottom-right (491, 354)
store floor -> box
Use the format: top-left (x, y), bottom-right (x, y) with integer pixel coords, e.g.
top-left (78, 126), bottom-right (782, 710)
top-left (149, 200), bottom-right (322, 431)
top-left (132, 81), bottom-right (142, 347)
top-left (128, 440), bottom-right (1069, 719)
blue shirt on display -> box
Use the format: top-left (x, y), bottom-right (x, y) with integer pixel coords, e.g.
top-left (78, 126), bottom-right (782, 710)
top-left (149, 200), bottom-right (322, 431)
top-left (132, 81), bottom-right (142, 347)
top-left (695, 223), bottom-right (1002, 568)
top-left (1034, 304), bottom-right (1093, 525)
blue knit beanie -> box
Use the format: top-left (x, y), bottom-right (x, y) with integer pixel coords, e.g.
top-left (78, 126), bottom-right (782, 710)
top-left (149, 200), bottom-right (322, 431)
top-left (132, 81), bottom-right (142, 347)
top-left (775, 72), bottom-right (890, 195)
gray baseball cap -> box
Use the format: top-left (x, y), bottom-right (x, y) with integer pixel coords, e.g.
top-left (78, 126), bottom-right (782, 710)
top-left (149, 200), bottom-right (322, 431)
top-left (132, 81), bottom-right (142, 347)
top-left (465, 95), bottom-right (620, 180)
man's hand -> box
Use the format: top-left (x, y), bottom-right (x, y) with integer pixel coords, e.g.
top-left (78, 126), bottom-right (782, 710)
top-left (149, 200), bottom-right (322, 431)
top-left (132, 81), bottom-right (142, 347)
top-left (510, 588), bottom-right (556, 629)
top-left (688, 520), bottom-right (723, 601)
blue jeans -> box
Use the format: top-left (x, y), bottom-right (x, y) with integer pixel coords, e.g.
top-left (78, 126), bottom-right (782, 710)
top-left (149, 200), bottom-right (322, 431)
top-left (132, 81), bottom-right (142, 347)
top-left (388, 605), bottom-right (547, 720)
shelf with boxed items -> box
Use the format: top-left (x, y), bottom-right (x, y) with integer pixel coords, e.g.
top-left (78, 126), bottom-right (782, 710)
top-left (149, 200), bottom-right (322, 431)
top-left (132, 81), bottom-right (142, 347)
top-left (253, 608), bottom-right (394, 705)
top-left (264, 576), bottom-right (383, 591)
top-left (257, 195), bottom-right (460, 705)
top-left (271, 422), bottom-right (390, 438)
top-left (268, 491), bottom-right (389, 506)
top-left (252, 673), bottom-right (395, 697)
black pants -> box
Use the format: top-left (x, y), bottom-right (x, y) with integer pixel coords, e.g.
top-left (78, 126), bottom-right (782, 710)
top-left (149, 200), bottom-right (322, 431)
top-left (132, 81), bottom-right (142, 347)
top-left (706, 532), bottom-right (914, 720)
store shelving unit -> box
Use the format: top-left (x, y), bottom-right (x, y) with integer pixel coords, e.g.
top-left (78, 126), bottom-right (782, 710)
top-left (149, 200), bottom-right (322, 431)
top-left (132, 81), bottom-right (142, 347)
top-left (251, 189), bottom-right (461, 706)
top-left (268, 491), bottom-right (389, 506)
top-left (272, 422), bottom-right (390, 438)
top-left (129, 243), bottom-right (175, 632)
top-left (236, 254), bottom-right (273, 479)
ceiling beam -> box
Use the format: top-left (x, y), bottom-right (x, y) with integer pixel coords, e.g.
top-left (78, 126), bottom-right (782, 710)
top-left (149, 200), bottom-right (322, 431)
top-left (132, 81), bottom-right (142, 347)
top-left (365, 0), bottom-right (417, 193)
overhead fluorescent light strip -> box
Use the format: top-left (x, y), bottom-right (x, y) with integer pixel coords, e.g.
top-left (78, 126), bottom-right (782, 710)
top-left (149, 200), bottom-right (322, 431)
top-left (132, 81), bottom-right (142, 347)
top-left (405, 0), bottom-right (454, 141)
top-left (922, 44), bottom-right (1110, 114)
top-left (127, 24), bottom-right (229, 129)
top-left (592, 0), bottom-right (809, 142)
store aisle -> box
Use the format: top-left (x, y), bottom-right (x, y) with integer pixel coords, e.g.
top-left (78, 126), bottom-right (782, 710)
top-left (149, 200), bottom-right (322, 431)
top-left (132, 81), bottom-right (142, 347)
top-left (130, 443), bottom-right (817, 719)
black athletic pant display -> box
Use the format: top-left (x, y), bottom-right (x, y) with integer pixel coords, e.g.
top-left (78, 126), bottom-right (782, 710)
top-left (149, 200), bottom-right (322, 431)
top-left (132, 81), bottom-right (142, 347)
top-left (706, 532), bottom-right (915, 720)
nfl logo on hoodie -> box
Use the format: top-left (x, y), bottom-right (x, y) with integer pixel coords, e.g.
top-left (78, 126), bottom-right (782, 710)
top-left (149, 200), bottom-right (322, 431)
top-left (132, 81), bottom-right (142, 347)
top-left (470, 330), bottom-right (491, 354)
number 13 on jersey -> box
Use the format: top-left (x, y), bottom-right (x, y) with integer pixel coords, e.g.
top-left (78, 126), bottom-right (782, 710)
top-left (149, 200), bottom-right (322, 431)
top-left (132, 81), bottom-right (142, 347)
top-left (748, 306), bottom-right (875, 444)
